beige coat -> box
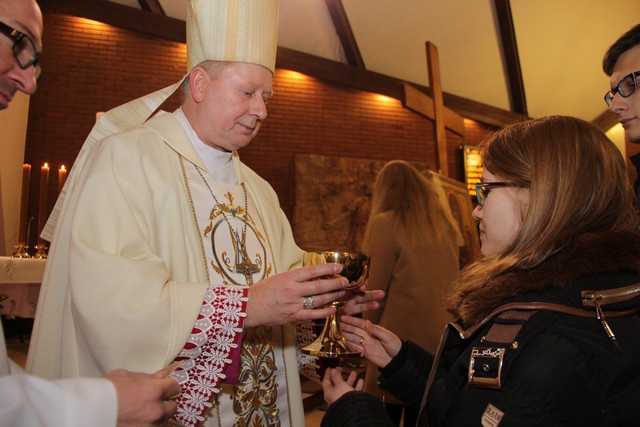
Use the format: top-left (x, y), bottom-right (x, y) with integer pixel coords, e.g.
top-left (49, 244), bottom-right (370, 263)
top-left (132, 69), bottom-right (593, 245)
top-left (363, 212), bottom-right (460, 399)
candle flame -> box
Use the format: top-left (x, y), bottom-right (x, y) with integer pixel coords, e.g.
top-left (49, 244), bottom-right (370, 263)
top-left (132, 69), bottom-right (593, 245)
top-left (43, 162), bottom-right (49, 169)
top-left (60, 165), bottom-right (66, 172)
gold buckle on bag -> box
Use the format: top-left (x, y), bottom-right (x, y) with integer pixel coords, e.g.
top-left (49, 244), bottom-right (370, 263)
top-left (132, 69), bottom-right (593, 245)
top-left (468, 347), bottom-right (505, 389)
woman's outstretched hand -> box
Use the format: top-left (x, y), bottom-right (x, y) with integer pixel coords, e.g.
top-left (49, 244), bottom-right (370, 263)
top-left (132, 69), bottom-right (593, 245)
top-left (340, 315), bottom-right (402, 368)
top-left (322, 367), bottom-right (364, 406)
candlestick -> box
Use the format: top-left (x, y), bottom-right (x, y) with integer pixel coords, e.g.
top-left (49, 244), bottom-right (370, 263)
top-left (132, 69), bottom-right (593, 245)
top-left (57, 164), bottom-right (67, 196)
top-left (18, 163), bottom-right (31, 244)
top-left (26, 216), bottom-right (34, 249)
top-left (38, 162), bottom-right (49, 244)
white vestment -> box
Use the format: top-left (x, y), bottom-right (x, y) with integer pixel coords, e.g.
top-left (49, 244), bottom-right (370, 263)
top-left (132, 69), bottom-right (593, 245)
top-left (27, 111), bottom-right (309, 426)
top-left (0, 324), bottom-right (117, 426)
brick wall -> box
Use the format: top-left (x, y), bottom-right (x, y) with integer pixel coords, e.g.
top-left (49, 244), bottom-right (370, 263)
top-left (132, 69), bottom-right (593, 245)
top-left (23, 11), bottom-right (492, 244)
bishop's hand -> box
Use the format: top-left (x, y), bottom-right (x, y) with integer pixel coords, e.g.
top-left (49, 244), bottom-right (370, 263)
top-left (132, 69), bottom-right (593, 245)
top-left (244, 263), bottom-right (348, 327)
top-left (341, 284), bottom-right (385, 316)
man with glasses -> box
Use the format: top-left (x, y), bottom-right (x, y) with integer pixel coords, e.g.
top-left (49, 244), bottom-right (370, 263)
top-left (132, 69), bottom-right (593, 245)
top-left (0, 1), bottom-right (181, 425)
top-left (0, 0), bottom-right (40, 109)
top-left (603, 24), bottom-right (640, 210)
top-left (604, 24), bottom-right (640, 142)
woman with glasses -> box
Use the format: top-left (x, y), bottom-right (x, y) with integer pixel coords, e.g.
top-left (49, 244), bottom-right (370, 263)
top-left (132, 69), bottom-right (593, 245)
top-left (321, 115), bottom-right (640, 426)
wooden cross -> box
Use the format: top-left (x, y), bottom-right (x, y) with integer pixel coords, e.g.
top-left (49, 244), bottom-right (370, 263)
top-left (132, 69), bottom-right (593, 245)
top-left (426, 41), bottom-right (448, 177)
top-left (402, 42), bottom-right (464, 178)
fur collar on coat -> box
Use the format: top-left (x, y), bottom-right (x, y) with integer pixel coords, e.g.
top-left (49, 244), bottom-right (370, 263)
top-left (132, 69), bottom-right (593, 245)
top-left (458, 231), bottom-right (640, 325)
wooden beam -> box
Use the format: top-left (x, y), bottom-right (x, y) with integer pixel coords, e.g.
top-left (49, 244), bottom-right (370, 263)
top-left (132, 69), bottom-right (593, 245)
top-left (277, 46), bottom-right (403, 98)
top-left (324, 0), bottom-right (365, 68)
top-left (276, 48), bottom-right (528, 127)
top-left (443, 92), bottom-right (526, 128)
top-left (38, 0), bottom-right (184, 43)
top-left (138, 0), bottom-right (165, 16)
top-left (426, 42), bottom-right (448, 176)
top-left (403, 84), bottom-right (465, 136)
top-left (591, 109), bottom-right (619, 132)
top-left (494, 0), bottom-right (527, 116)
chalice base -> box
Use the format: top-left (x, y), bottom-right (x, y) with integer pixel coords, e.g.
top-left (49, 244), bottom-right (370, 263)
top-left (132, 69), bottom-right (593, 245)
top-left (302, 302), bottom-right (358, 358)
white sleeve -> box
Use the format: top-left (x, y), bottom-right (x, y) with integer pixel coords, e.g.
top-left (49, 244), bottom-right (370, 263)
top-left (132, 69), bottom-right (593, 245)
top-left (0, 361), bottom-right (118, 427)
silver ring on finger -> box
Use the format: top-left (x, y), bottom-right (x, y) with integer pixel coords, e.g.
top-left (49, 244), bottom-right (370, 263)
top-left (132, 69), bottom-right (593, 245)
top-left (303, 296), bottom-right (316, 309)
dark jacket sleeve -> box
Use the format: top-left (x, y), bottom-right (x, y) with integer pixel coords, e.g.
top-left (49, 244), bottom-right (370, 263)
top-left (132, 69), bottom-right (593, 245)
top-left (378, 340), bottom-right (434, 409)
top-left (321, 391), bottom-right (394, 427)
top-left (322, 341), bottom-right (434, 427)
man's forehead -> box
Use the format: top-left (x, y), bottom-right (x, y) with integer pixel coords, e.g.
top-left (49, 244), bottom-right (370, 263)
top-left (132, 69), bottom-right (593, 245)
top-left (610, 44), bottom-right (640, 85)
top-left (0, 0), bottom-right (43, 47)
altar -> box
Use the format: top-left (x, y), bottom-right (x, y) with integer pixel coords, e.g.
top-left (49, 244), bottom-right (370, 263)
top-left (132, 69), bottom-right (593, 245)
top-left (0, 256), bottom-right (45, 319)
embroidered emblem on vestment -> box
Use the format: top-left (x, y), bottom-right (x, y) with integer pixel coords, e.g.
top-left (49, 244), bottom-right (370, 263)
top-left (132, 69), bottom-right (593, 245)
top-left (203, 190), bottom-right (267, 287)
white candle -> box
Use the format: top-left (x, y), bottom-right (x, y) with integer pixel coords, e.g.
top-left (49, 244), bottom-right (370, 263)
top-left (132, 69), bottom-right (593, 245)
top-left (57, 164), bottom-right (67, 196)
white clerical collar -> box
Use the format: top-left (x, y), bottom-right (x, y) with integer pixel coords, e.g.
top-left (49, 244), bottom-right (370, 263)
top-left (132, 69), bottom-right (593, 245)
top-left (174, 108), bottom-right (236, 184)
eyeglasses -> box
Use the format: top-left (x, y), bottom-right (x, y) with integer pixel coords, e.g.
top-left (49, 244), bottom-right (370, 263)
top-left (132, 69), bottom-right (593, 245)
top-left (604, 71), bottom-right (639, 107)
top-left (475, 181), bottom-right (517, 206)
top-left (0, 21), bottom-right (41, 80)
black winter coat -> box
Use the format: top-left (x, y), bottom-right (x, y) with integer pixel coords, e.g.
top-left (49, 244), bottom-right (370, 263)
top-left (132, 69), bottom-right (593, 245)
top-left (322, 232), bottom-right (640, 426)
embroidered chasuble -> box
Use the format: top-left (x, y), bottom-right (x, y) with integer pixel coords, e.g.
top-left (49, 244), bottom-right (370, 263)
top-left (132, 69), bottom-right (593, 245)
top-left (173, 163), bottom-right (295, 426)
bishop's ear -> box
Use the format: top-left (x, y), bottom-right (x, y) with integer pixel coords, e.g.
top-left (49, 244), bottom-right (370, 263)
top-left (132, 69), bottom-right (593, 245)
top-left (188, 66), bottom-right (209, 103)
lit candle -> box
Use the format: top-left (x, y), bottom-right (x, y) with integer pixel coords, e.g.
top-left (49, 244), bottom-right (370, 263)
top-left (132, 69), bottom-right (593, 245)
top-left (57, 164), bottom-right (67, 196)
top-left (18, 164), bottom-right (31, 244)
top-left (38, 162), bottom-right (49, 244)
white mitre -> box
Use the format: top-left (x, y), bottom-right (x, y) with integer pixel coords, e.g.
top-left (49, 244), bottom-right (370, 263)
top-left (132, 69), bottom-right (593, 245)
top-left (42, 0), bottom-right (279, 240)
top-left (187, 0), bottom-right (278, 73)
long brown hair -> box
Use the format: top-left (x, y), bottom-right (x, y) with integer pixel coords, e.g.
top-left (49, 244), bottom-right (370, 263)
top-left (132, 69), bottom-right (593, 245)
top-left (362, 160), bottom-right (457, 250)
top-left (450, 116), bottom-right (639, 321)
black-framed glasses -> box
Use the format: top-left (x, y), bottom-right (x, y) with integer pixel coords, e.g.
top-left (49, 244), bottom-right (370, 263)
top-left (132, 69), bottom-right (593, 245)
top-left (604, 71), bottom-right (639, 107)
top-left (475, 181), bottom-right (517, 206)
top-left (0, 21), bottom-right (41, 80)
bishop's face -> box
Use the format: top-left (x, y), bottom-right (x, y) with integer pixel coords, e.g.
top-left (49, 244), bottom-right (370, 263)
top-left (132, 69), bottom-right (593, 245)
top-left (193, 61), bottom-right (273, 152)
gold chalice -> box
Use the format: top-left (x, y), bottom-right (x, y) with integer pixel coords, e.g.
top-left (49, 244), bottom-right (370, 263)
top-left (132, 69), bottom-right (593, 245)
top-left (301, 251), bottom-right (369, 358)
